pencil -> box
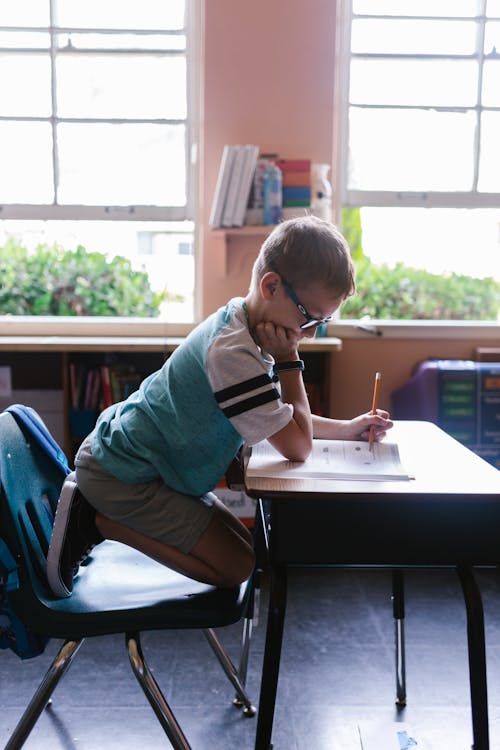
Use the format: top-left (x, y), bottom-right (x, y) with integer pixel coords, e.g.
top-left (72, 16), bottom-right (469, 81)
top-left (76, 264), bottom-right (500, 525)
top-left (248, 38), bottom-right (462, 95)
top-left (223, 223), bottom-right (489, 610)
top-left (369, 371), bottom-right (381, 451)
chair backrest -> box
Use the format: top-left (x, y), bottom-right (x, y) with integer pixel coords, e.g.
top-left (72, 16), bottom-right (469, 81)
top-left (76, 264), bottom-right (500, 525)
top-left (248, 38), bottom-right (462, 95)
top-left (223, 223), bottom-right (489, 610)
top-left (0, 411), bottom-right (67, 656)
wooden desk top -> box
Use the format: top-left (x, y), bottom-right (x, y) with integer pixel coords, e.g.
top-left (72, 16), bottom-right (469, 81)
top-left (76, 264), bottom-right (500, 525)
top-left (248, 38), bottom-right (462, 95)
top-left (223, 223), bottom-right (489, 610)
top-left (245, 421), bottom-right (500, 500)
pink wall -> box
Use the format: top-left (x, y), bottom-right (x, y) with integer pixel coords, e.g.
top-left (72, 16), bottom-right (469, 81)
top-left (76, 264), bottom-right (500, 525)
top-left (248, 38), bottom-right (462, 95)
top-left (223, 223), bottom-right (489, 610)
top-left (200, 0), bottom-right (337, 316)
top-left (329, 337), bottom-right (500, 419)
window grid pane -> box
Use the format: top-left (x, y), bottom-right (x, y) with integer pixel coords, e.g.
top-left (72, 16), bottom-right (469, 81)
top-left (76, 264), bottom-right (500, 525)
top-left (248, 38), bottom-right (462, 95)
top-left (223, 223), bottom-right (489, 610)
top-left (0, 2), bottom-right (191, 217)
top-left (344, 3), bottom-right (498, 205)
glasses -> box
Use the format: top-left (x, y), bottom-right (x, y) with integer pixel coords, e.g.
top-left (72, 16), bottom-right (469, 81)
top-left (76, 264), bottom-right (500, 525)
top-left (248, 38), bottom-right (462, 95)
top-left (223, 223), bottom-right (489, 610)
top-left (281, 278), bottom-right (333, 330)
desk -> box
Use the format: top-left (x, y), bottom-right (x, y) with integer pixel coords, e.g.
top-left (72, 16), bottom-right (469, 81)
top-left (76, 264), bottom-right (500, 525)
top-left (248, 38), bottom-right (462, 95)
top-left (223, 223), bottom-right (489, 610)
top-left (245, 421), bottom-right (500, 750)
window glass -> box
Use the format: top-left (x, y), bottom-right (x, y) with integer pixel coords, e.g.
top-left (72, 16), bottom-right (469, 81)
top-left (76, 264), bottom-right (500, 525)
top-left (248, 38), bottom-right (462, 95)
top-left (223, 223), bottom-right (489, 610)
top-left (353, 0), bottom-right (480, 16)
top-left (0, 54), bottom-right (51, 116)
top-left (478, 112), bottom-right (500, 192)
top-left (361, 208), bottom-right (500, 281)
top-left (348, 108), bottom-right (475, 191)
top-left (481, 59), bottom-right (500, 106)
top-left (339, 0), bottom-right (500, 321)
top-left (0, 123), bottom-right (53, 203)
top-left (487, 0), bottom-right (500, 13)
top-left (57, 123), bottom-right (186, 206)
top-left (0, 31), bottom-right (50, 48)
top-left (0, 0), bottom-right (49, 26)
top-left (484, 20), bottom-right (500, 53)
top-left (351, 19), bottom-right (477, 55)
top-left (350, 59), bottom-right (478, 107)
top-left (56, 54), bottom-right (186, 119)
top-left (55, 0), bottom-right (185, 31)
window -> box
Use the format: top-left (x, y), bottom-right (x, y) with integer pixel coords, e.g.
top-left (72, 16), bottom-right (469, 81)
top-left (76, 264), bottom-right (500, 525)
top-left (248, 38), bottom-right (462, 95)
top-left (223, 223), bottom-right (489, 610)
top-left (335, 0), bottom-right (500, 319)
top-left (0, 0), bottom-right (196, 320)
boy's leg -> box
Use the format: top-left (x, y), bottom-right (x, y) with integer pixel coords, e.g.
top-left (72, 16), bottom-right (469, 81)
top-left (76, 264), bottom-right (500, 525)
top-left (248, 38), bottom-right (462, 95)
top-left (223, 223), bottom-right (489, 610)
top-left (96, 498), bottom-right (255, 589)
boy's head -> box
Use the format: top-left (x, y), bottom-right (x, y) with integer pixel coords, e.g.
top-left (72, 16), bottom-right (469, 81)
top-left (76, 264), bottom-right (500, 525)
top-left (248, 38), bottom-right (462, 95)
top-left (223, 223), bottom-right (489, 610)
top-left (250, 216), bottom-right (355, 302)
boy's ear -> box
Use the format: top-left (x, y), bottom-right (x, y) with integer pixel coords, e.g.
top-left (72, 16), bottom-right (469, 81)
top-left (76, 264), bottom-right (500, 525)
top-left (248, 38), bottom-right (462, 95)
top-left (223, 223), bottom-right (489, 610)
top-left (260, 271), bottom-right (280, 301)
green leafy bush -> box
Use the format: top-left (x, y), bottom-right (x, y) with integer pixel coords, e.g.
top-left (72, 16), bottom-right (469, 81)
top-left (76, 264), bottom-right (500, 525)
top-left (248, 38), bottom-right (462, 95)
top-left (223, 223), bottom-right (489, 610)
top-left (0, 240), bottom-right (168, 317)
top-left (340, 208), bottom-right (500, 320)
top-left (341, 257), bottom-right (500, 320)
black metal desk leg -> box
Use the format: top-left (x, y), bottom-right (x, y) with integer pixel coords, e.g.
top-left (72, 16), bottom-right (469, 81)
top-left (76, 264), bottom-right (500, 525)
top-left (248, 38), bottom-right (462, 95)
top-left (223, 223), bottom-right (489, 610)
top-left (456, 565), bottom-right (489, 750)
top-left (392, 569), bottom-right (407, 706)
top-left (255, 563), bottom-right (288, 750)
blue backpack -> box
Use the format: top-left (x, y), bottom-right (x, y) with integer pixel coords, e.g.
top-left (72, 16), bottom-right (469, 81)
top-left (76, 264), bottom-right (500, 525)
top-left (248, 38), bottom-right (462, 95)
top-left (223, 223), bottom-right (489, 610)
top-left (0, 404), bottom-right (70, 658)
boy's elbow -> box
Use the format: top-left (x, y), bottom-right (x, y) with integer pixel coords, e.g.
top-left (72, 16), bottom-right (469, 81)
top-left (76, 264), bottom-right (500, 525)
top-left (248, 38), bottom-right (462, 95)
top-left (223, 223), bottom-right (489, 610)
top-left (283, 441), bottom-right (312, 463)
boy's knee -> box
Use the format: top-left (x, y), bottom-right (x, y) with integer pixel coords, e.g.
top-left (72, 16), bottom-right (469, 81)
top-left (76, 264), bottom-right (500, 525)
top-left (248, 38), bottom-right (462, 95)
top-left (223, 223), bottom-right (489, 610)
top-left (219, 547), bottom-right (256, 588)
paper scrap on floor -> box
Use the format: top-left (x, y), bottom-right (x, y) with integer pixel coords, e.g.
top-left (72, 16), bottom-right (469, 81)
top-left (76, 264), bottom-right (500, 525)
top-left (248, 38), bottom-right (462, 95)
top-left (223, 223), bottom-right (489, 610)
top-left (358, 722), bottom-right (422, 750)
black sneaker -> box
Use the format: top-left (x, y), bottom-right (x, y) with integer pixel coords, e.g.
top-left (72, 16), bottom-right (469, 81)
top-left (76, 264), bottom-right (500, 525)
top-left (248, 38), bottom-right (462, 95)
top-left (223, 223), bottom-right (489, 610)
top-left (46, 473), bottom-right (104, 598)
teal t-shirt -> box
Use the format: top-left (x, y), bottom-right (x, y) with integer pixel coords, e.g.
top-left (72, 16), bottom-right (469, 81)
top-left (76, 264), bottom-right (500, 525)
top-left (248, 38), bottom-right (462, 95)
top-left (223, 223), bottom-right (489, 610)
top-left (90, 298), bottom-right (292, 496)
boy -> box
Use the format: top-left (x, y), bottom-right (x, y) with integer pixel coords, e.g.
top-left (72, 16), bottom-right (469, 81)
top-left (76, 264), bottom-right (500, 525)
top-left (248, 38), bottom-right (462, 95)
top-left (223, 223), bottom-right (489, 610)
top-left (47, 216), bottom-right (393, 598)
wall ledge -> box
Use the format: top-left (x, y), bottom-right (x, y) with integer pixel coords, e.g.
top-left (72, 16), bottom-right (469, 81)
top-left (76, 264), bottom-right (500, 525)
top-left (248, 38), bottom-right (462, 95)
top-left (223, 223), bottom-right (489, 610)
top-left (329, 319), bottom-right (500, 341)
top-left (0, 316), bottom-right (195, 338)
top-left (1, 316), bottom-right (499, 342)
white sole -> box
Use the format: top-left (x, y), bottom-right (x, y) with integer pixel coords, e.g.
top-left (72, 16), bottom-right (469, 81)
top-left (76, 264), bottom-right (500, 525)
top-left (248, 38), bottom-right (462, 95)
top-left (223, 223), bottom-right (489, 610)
top-left (46, 474), bottom-right (78, 598)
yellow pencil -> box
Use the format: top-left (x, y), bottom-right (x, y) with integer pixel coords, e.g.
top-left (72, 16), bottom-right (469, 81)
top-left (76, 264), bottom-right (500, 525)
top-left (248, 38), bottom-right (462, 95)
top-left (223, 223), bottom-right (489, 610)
top-left (369, 371), bottom-right (381, 451)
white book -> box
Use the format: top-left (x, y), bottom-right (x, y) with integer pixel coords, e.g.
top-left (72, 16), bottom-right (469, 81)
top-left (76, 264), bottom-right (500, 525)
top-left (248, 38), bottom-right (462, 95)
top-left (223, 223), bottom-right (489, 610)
top-left (209, 145), bottom-right (237, 228)
top-left (247, 438), bottom-right (412, 482)
top-left (221, 145), bottom-right (246, 227)
top-left (233, 144), bottom-right (259, 227)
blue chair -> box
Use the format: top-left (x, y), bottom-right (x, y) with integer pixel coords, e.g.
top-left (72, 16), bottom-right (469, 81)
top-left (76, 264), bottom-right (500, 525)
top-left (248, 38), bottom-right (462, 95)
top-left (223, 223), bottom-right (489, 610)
top-left (0, 410), bottom-right (256, 750)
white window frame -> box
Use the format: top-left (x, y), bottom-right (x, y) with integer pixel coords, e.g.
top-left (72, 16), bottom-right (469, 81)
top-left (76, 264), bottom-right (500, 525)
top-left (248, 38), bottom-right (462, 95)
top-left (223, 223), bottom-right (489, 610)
top-left (333, 0), bottom-right (500, 214)
top-left (0, 0), bottom-right (198, 222)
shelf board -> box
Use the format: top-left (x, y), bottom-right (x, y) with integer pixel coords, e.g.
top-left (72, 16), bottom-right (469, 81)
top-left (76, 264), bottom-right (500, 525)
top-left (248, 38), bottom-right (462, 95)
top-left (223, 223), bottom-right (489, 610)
top-left (211, 226), bottom-right (274, 276)
top-left (212, 225), bottom-right (273, 237)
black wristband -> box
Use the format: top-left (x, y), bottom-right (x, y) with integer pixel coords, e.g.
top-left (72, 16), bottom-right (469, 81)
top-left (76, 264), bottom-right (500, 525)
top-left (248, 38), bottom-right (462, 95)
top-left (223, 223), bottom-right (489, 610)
top-left (273, 359), bottom-right (305, 376)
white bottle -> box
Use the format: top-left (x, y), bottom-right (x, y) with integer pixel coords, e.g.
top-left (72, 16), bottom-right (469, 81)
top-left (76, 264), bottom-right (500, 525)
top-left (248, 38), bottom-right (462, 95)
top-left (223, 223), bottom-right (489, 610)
top-left (311, 163), bottom-right (332, 222)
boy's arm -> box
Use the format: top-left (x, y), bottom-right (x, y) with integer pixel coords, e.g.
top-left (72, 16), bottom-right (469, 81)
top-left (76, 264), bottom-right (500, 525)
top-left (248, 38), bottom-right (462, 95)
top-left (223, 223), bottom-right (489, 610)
top-left (266, 367), bottom-right (313, 461)
top-left (312, 411), bottom-right (393, 442)
top-left (252, 321), bottom-right (313, 462)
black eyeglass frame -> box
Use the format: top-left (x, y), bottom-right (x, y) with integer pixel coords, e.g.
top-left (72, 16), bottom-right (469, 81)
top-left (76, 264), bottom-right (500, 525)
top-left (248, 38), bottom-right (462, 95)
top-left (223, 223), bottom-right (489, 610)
top-left (281, 278), bottom-right (333, 330)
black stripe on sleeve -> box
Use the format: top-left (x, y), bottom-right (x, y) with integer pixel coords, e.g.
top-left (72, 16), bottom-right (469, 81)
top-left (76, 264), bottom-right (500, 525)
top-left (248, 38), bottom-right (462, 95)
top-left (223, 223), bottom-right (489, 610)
top-left (221, 388), bottom-right (280, 418)
top-left (214, 372), bottom-right (278, 404)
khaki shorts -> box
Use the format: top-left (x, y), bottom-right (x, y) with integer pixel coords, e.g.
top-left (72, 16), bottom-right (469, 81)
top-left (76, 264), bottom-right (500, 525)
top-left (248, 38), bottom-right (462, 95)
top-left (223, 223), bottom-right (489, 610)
top-left (74, 437), bottom-right (216, 554)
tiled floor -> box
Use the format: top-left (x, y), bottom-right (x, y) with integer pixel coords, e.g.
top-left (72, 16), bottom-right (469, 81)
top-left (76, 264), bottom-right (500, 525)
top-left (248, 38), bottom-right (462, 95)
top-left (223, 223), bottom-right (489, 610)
top-left (2, 566), bottom-right (500, 749)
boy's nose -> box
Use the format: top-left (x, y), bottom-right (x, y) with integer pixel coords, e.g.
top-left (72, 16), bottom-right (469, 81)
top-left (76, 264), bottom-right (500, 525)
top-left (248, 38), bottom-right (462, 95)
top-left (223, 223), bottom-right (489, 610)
top-left (302, 327), bottom-right (317, 339)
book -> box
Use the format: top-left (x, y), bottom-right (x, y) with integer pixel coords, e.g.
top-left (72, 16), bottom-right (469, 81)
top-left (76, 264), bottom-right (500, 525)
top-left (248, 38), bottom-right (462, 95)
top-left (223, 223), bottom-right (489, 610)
top-left (283, 185), bottom-right (311, 203)
top-left (232, 144), bottom-right (259, 227)
top-left (273, 158), bottom-right (311, 173)
top-left (282, 171), bottom-right (312, 187)
top-left (221, 145), bottom-right (247, 227)
top-left (246, 438), bottom-right (412, 482)
top-left (100, 365), bottom-right (113, 408)
top-left (209, 145), bottom-right (237, 228)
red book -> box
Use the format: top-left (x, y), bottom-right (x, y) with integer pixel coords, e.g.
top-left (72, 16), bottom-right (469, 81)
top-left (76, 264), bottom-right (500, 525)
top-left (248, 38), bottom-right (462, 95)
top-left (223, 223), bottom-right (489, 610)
top-left (273, 159), bottom-right (311, 173)
top-left (100, 365), bottom-right (113, 408)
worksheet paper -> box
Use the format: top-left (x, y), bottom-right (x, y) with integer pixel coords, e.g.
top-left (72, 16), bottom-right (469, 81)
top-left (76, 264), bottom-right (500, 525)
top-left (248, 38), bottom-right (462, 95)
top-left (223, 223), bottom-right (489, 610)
top-left (247, 439), bottom-right (411, 482)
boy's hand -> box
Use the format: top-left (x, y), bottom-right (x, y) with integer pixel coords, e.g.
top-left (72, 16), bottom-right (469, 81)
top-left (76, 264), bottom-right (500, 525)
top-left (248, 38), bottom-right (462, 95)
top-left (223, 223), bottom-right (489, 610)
top-left (252, 321), bottom-right (301, 362)
top-left (341, 410), bottom-right (394, 442)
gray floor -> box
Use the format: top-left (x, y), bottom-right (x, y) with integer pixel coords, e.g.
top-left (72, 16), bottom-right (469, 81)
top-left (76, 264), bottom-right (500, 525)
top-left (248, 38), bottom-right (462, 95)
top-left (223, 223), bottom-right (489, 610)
top-left (2, 567), bottom-right (500, 749)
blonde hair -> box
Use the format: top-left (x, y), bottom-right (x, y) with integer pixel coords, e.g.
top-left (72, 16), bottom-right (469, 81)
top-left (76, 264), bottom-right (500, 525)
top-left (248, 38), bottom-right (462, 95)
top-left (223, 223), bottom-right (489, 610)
top-left (251, 215), bottom-right (356, 299)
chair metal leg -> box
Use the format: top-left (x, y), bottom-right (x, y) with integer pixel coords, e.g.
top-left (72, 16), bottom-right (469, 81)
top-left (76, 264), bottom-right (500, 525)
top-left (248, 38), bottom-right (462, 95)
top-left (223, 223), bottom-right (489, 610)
top-left (127, 632), bottom-right (192, 750)
top-left (392, 570), bottom-right (407, 706)
top-left (232, 570), bottom-right (260, 708)
top-left (5, 638), bottom-right (84, 750)
top-left (203, 628), bottom-right (256, 716)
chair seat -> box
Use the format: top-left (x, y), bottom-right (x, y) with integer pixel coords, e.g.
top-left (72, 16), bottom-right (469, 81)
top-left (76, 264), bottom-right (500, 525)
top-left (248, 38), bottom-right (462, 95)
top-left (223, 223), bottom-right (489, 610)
top-left (12, 540), bottom-right (251, 640)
